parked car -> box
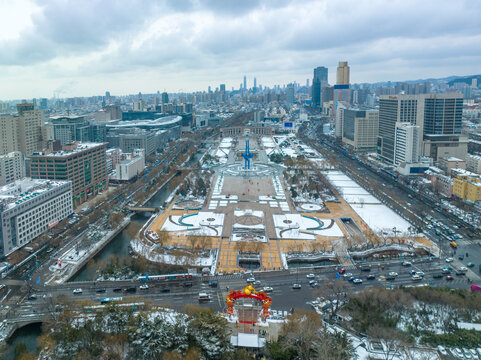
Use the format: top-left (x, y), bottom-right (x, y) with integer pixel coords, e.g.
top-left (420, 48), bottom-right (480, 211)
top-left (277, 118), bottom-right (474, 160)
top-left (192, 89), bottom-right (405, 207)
top-left (437, 345), bottom-right (448, 356)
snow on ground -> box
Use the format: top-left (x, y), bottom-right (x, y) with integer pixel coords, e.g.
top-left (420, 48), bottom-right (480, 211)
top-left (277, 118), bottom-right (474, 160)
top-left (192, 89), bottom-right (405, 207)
top-left (350, 203), bottom-right (412, 236)
top-left (219, 137), bottom-right (233, 148)
top-left (160, 212), bottom-right (224, 236)
top-left (281, 147), bottom-right (298, 157)
top-left (234, 210), bottom-right (264, 217)
top-left (273, 214), bottom-right (344, 239)
top-left (343, 194), bottom-right (381, 203)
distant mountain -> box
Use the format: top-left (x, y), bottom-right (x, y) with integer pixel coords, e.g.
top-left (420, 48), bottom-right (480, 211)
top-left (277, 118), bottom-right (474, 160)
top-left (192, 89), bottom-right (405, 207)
top-left (366, 74), bottom-right (481, 87)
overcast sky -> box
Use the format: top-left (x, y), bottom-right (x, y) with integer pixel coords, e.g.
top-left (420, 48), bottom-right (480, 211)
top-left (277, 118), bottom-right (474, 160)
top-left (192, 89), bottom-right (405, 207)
top-left (0, 0), bottom-right (480, 100)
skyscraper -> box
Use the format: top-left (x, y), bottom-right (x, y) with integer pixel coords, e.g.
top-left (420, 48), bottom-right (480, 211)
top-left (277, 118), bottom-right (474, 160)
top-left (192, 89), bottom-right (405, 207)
top-left (336, 61), bottom-right (350, 85)
top-left (161, 92), bottom-right (169, 104)
top-left (286, 84), bottom-right (295, 104)
top-left (312, 66), bottom-right (328, 108)
top-left (243, 75), bottom-right (247, 90)
top-left (254, 78), bottom-right (257, 90)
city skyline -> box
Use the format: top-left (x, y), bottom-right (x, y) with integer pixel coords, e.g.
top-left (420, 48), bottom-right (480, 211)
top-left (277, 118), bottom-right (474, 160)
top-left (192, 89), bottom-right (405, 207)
top-left (0, 0), bottom-right (480, 99)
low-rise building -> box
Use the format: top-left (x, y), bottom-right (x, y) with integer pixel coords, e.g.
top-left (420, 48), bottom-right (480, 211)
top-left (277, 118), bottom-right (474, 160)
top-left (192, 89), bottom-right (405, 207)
top-left (0, 178), bottom-right (72, 256)
top-left (0, 152), bottom-right (25, 186)
top-left (110, 152), bottom-right (145, 183)
top-left (466, 154), bottom-right (481, 174)
top-left (438, 156), bottom-right (466, 175)
top-left (452, 171), bottom-right (481, 203)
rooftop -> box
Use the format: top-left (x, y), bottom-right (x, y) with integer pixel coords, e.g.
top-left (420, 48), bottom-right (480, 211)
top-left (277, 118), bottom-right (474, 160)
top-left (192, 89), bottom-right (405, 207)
top-left (30, 142), bottom-right (106, 158)
top-left (0, 178), bottom-right (70, 211)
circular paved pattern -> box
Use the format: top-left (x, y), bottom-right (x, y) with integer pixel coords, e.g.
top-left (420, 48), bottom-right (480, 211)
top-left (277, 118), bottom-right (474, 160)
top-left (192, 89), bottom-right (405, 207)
top-left (176, 200), bottom-right (202, 209)
top-left (236, 215), bottom-right (264, 226)
top-left (300, 203), bottom-right (323, 211)
top-left (207, 218), bottom-right (215, 222)
top-left (214, 162), bottom-right (281, 178)
top-left (283, 219), bottom-right (293, 224)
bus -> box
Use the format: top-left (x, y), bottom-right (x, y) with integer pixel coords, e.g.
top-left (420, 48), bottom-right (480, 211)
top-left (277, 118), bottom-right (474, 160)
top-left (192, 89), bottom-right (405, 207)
top-left (100, 297), bottom-right (123, 304)
top-left (470, 285), bottom-right (481, 292)
top-left (136, 273), bottom-right (194, 282)
top-left (198, 292), bottom-right (210, 302)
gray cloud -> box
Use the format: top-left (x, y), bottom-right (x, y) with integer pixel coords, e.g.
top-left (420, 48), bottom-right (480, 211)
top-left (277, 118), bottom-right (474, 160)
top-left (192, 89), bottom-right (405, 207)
top-left (1, 0), bottom-right (481, 98)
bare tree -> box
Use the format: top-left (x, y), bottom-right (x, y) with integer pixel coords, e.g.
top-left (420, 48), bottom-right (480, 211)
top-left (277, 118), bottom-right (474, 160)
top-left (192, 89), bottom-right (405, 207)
top-left (314, 279), bottom-right (351, 320)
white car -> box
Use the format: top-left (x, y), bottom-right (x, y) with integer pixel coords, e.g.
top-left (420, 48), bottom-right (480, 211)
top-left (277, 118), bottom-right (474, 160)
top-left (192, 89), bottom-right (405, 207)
top-left (353, 278), bottom-right (363, 284)
top-left (388, 272), bottom-right (398, 277)
top-left (437, 345), bottom-right (448, 356)
top-left (453, 348), bottom-right (464, 358)
top-left (139, 284), bottom-right (149, 290)
top-left (246, 277), bottom-right (255, 283)
top-left (72, 288), bottom-right (83, 294)
top-left (463, 348), bottom-right (472, 359)
top-left (262, 286), bottom-right (273, 293)
top-left (306, 274), bottom-right (315, 279)
top-left (459, 267), bottom-right (468, 272)
top-left (446, 257), bottom-right (454, 263)
top-left (343, 273), bottom-right (353, 278)
top-left (415, 271), bottom-right (425, 277)
top-left (411, 275), bottom-right (422, 281)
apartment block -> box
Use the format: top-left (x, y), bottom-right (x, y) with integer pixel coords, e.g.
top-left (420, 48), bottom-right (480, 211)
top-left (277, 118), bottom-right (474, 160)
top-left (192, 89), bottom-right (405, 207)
top-left (0, 152), bottom-right (25, 186)
top-left (342, 109), bottom-right (379, 151)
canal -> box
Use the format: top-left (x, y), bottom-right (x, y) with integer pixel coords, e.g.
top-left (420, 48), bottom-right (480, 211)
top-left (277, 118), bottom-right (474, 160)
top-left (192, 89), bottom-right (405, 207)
top-left (3, 179), bottom-right (175, 356)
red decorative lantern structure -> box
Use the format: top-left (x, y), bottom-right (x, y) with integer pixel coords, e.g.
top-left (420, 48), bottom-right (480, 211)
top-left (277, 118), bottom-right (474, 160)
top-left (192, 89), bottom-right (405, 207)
top-left (226, 284), bottom-right (272, 320)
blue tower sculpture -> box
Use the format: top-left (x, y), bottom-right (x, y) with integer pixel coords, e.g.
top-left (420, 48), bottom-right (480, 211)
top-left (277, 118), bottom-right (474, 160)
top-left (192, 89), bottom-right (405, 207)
top-left (242, 137), bottom-right (253, 169)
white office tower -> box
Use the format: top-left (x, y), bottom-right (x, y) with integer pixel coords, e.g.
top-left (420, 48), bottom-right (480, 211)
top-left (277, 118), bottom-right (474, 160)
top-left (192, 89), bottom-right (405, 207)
top-left (394, 123), bottom-right (420, 165)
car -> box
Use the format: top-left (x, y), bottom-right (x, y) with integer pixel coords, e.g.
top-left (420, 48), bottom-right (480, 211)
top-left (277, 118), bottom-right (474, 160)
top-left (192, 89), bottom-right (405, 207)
top-left (437, 345), bottom-right (448, 356)
top-left (348, 276), bottom-right (356, 282)
top-left (385, 275), bottom-right (396, 281)
top-left (246, 277), bottom-right (256, 283)
top-left (458, 254), bottom-right (465, 260)
top-left (338, 268), bottom-right (346, 274)
top-left (161, 287), bottom-right (170, 293)
top-left (446, 257), bottom-right (454, 263)
top-left (306, 273), bottom-right (315, 279)
top-left (310, 282), bottom-right (320, 288)
top-left (415, 271), bottom-right (425, 277)
top-left (309, 279), bottom-right (316, 285)
top-left (467, 262), bottom-right (475, 268)
top-left (208, 280), bottom-right (218, 288)
top-left (124, 286), bottom-right (136, 293)
top-left (73, 288), bottom-right (83, 294)
top-left (360, 266), bottom-right (371, 272)
top-left (411, 274), bottom-right (422, 281)
top-left (452, 348), bottom-right (464, 358)
top-left (253, 280), bottom-right (261, 286)
top-left (343, 273), bottom-right (353, 279)
top-left (446, 275), bottom-right (454, 281)
top-left (459, 267), bottom-right (468, 272)
top-left (353, 278), bottom-right (363, 284)
top-left (27, 295), bottom-right (37, 300)
top-left (183, 282), bottom-right (193, 288)
top-left (366, 274), bottom-right (376, 280)
top-left (432, 273), bottom-right (443, 279)
top-left (292, 283), bottom-right (302, 289)
top-left (455, 270), bottom-right (466, 276)
top-left (463, 348), bottom-right (473, 359)
top-left (402, 261), bottom-right (412, 267)
top-left (262, 286), bottom-right (273, 292)
top-left (113, 287), bottom-right (122, 293)
top-left (96, 288), bottom-right (106, 293)
top-left (388, 272), bottom-right (398, 277)
top-left (469, 349), bottom-right (478, 358)
top-left (477, 348), bottom-right (481, 357)
top-left (139, 284), bottom-right (149, 290)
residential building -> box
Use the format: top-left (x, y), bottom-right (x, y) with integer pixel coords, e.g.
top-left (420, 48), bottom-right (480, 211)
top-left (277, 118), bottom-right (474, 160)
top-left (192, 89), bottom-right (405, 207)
top-left (342, 109), bottom-right (379, 151)
top-left (438, 157), bottom-right (465, 175)
top-left (0, 152), bottom-right (25, 186)
top-left (466, 154), bottom-right (481, 174)
top-left (0, 178), bottom-right (72, 256)
top-left (334, 102), bottom-right (347, 138)
top-left (394, 123), bottom-right (420, 165)
top-left (452, 172), bottom-right (481, 203)
top-left (29, 142), bottom-right (108, 206)
top-left (0, 115), bottom-right (18, 155)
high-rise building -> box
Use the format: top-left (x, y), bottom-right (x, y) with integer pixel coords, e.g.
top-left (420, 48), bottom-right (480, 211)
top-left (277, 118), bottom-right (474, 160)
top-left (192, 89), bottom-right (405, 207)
top-left (393, 123), bottom-right (420, 165)
top-left (336, 61), bottom-right (350, 85)
top-left (286, 84), bottom-right (295, 104)
top-left (243, 75), bottom-right (247, 90)
top-left (254, 78), bottom-right (257, 92)
top-left (29, 142), bottom-right (108, 206)
top-left (378, 94), bottom-right (464, 164)
top-left (0, 178), bottom-right (73, 256)
top-left (46, 115), bottom-right (90, 145)
top-left (342, 109), bottom-right (379, 151)
top-left (0, 105), bottom-right (44, 156)
top-left (312, 66), bottom-right (328, 108)
top-left (0, 151), bottom-right (25, 186)
top-left (161, 92), bottom-right (169, 104)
